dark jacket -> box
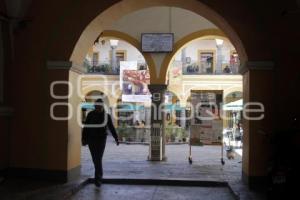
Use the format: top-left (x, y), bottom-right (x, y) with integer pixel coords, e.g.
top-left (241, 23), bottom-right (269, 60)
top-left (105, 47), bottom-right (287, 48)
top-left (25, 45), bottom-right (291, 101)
top-left (82, 110), bottom-right (118, 144)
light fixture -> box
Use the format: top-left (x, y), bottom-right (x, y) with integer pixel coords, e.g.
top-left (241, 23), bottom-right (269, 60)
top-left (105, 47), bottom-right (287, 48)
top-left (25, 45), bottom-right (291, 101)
top-left (215, 39), bottom-right (224, 46)
top-left (109, 39), bottom-right (119, 47)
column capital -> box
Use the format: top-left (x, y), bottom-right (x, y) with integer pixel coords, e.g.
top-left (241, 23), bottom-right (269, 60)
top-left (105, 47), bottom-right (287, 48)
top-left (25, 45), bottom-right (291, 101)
top-left (148, 84), bottom-right (167, 94)
top-left (47, 60), bottom-right (72, 70)
top-left (239, 61), bottom-right (274, 75)
top-left (47, 60), bottom-right (86, 74)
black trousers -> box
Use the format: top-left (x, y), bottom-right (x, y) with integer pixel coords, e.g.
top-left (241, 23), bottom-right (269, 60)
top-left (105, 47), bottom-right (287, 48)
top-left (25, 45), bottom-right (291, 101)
top-left (88, 136), bottom-right (107, 181)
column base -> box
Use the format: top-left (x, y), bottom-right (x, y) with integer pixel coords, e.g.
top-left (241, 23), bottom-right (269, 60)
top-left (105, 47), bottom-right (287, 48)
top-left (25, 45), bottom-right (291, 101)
top-left (147, 156), bottom-right (167, 162)
top-left (242, 171), bottom-right (268, 191)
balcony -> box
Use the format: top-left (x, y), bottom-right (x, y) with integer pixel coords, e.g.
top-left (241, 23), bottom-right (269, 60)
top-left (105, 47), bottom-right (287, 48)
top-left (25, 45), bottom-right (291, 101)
top-left (183, 63), bottom-right (239, 75)
top-left (84, 60), bottom-right (120, 75)
top-left (170, 60), bottom-right (240, 76)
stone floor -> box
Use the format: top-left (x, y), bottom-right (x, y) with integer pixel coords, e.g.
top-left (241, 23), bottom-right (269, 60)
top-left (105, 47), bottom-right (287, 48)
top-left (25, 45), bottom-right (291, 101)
top-left (71, 184), bottom-right (235, 200)
top-left (81, 136), bottom-right (242, 182)
top-left (0, 136), bottom-right (266, 200)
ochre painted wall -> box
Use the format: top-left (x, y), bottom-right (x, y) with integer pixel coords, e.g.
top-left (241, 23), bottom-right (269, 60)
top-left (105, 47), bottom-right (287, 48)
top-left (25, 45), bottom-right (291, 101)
top-left (0, 117), bottom-right (10, 172)
top-left (3, 0), bottom-right (298, 184)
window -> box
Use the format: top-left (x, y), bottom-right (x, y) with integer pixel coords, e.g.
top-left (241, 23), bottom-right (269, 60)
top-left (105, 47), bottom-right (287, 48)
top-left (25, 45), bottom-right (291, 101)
top-left (230, 50), bottom-right (240, 74)
top-left (116, 50), bottom-right (127, 68)
top-left (110, 50), bottom-right (126, 63)
top-left (92, 52), bottom-right (99, 66)
top-left (198, 50), bottom-right (216, 74)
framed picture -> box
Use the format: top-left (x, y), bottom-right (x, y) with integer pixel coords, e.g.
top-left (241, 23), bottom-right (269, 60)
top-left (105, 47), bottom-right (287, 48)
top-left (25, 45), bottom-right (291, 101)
top-left (141, 33), bottom-right (174, 53)
top-left (198, 50), bottom-right (216, 74)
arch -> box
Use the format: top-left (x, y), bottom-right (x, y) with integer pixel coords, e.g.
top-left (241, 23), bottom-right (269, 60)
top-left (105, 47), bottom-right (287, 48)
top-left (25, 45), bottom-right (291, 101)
top-left (100, 30), bottom-right (156, 81)
top-left (69, 0), bottom-right (248, 84)
top-left (45, 0), bottom-right (271, 183)
top-left (223, 87), bottom-right (243, 100)
top-left (81, 85), bottom-right (122, 107)
top-left (160, 29), bottom-right (227, 83)
top-left (166, 87), bottom-right (186, 107)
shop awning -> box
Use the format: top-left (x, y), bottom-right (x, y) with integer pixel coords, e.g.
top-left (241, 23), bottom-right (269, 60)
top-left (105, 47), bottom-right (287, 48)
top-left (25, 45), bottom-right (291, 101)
top-left (222, 99), bottom-right (243, 111)
top-left (81, 102), bottom-right (95, 110)
top-left (81, 102), bottom-right (145, 111)
top-left (117, 104), bottom-right (145, 111)
top-left (164, 104), bottom-right (183, 111)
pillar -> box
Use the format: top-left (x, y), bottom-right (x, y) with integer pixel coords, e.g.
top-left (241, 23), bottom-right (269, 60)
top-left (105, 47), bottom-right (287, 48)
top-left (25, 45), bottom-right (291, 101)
top-left (145, 106), bottom-right (151, 127)
top-left (45, 61), bottom-right (81, 182)
top-left (111, 46), bottom-right (117, 72)
top-left (148, 84), bottom-right (167, 161)
top-left (216, 44), bottom-right (223, 74)
top-left (180, 107), bottom-right (186, 128)
top-left (181, 47), bottom-right (187, 64)
top-left (0, 15), bottom-right (14, 175)
top-left (0, 21), bottom-right (4, 103)
top-left (241, 61), bottom-right (274, 189)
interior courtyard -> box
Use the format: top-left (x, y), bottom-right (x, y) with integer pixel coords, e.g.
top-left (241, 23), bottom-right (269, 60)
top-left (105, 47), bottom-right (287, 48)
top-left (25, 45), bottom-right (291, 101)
top-left (0, 0), bottom-right (299, 199)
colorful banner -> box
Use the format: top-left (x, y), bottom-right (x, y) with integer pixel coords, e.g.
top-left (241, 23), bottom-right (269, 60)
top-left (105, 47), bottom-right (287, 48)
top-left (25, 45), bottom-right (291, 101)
top-left (190, 91), bottom-right (223, 145)
top-left (120, 61), bottom-right (137, 90)
top-left (122, 69), bottom-right (151, 102)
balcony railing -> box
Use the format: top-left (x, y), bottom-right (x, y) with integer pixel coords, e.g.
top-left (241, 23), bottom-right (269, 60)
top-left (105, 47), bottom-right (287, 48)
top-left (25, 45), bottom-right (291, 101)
top-left (183, 63), bottom-right (239, 75)
top-left (116, 127), bottom-right (151, 143)
top-left (171, 60), bottom-right (240, 76)
top-left (84, 60), bottom-right (120, 75)
top-left (116, 126), bottom-right (189, 144)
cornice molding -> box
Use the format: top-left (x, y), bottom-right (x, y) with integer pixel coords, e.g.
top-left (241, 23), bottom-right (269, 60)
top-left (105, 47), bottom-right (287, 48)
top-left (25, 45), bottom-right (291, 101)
top-left (239, 61), bottom-right (274, 75)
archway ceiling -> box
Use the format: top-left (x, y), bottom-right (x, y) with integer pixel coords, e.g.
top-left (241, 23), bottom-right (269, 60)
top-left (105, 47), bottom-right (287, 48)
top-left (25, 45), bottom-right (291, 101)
top-left (84, 6), bottom-right (230, 83)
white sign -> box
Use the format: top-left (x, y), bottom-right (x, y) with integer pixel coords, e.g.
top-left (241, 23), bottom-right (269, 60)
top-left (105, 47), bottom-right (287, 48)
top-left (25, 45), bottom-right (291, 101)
top-left (120, 61), bottom-right (137, 90)
top-left (122, 94), bottom-right (152, 103)
top-left (141, 33), bottom-right (174, 53)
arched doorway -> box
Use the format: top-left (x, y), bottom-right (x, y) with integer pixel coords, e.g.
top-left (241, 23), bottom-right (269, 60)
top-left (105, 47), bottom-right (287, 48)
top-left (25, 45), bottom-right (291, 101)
top-left (37, 0), bottom-right (269, 185)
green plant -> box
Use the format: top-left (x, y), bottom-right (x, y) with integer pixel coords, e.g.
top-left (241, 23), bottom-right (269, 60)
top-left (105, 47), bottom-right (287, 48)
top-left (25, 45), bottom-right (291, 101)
top-left (165, 126), bottom-right (188, 142)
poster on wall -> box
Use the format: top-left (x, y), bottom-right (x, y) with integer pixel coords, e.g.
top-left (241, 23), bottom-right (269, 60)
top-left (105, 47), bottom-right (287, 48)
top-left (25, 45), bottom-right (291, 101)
top-left (122, 69), bottom-right (151, 103)
top-left (120, 61), bottom-right (138, 90)
top-left (190, 91), bottom-right (223, 145)
top-left (168, 60), bottom-right (182, 85)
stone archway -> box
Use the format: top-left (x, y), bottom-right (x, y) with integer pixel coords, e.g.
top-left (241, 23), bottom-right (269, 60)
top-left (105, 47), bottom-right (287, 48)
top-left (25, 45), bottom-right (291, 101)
top-left (100, 30), bottom-right (157, 80)
top-left (68, 0), bottom-right (249, 84)
top-left (6, 0), bottom-right (273, 185)
top-left (160, 29), bottom-right (227, 83)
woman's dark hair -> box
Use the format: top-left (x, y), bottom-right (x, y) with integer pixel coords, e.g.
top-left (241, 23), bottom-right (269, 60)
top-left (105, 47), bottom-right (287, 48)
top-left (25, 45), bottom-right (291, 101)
top-left (95, 98), bottom-right (103, 104)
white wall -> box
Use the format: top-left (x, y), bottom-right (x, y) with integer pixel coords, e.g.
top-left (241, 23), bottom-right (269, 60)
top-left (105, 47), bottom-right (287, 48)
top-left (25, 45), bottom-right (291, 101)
top-left (173, 39), bottom-right (236, 64)
top-left (88, 38), bottom-right (237, 69)
top-left (109, 7), bottom-right (216, 42)
top-left (108, 7), bottom-right (218, 78)
top-left (92, 40), bottom-right (145, 64)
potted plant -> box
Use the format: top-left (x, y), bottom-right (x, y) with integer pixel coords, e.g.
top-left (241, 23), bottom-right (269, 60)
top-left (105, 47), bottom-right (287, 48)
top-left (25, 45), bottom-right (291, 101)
top-left (182, 129), bottom-right (188, 143)
top-left (116, 124), bottom-right (127, 142)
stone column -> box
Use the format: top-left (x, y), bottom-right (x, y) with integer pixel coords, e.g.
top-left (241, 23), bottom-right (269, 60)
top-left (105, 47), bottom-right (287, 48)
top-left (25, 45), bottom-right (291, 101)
top-left (111, 46), bottom-right (117, 72)
top-left (216, 44), bottom-right (223, 74)
top-left (180, 107), bottom-right (186, 129)
top-left (145, 107), bottom-right (151, 127)
top-left (46, 61), bottom-right (81, 181)
top-left (181, 47), bottom-right (186, 64)
top-left (148, 84), bottom-right (167, 161)
top-left (181, 47), bottom-right (187, 73)
top-left (0, 22), bottom-right (4, 103)
top-left (240, 61), bottom-right (274, 189)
